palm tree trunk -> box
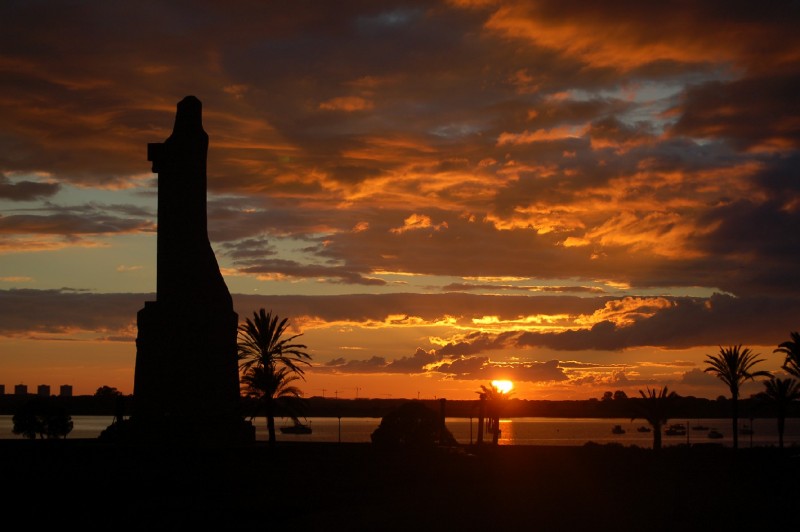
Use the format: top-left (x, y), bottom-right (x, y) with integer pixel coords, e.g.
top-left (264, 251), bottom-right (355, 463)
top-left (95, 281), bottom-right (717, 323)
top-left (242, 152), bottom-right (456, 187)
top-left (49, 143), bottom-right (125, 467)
top-left (778, 413), bottom-right (785, 450)
top-left (653, 422), bottom-right (662, 451)
top-left (266, 401), bottom-right (276, 446)
top-left (476, 395), bottom-right (485, 445)
top-left (731, 391), bottom-right (739, 450)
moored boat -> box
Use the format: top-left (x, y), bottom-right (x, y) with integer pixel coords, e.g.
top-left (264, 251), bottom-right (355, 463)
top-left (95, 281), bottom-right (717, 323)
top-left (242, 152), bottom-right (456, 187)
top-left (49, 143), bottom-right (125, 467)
top-left (665, 424), bottom-right (687, 436)
top-left (280, 419), bottom-right (312, 435)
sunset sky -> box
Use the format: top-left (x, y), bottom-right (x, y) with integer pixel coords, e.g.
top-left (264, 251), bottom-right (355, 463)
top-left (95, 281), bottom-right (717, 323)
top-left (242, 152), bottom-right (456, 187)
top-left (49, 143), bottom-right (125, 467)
top-left (2, 1), bottom-right (799, 401)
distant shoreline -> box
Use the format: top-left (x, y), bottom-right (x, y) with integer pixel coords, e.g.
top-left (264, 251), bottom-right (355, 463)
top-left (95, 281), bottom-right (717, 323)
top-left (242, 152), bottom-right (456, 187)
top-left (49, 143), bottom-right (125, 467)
top-left (3, 394), bottom-right (797, 419)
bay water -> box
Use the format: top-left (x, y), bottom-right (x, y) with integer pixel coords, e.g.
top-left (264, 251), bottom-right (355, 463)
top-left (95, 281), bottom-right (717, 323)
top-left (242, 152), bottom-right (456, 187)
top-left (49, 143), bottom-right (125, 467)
top-left (2, 415), bottom-right (799, 448)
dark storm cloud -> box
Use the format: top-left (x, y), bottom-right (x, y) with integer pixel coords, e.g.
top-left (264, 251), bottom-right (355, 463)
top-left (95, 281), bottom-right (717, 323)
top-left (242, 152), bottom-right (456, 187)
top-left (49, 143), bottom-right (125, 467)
top-left (319, 350), bottom-right (570, 383)
top-left (671, 72), bottom-right (800, 151)
top-left (436, 331), bottom-right (518, 357)
top-left (385, 348), bottom-right (441, 372)
top-left (516, 294), bottom-right (800, 351)
top-left (434, 355), bottom-right (489, 376)
top-left (0, 175), bottom-right (61, 201)
top-left (218, 236), bottom-right (277, 260)
top-left (434, 356), bottom-right (569, 383)
top-left (442, 282), bottom-right (605, 294)
top-left (232, 292), bottom-right (611, 326)
top-left (323, 356), bottom-right (389, 373)
top-left (0, 288), bottom-right (142, 335)
top-left (0, 202), bottom-right (154, 235)
top-left (3, 288), bottom-right (798, 385)
top-left (691, 193), bottom-right (800, 296)
top-left (558, 360), bottom-right (628, 369)
top-left (236, 258), bottom-right (387, 286)
top-left (320, 348), bottom-right (440, 374)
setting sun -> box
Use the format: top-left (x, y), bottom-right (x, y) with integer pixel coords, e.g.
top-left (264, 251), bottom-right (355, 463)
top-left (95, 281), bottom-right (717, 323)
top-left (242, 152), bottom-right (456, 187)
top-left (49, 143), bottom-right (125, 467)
top-left (492, 380), bottom-right (514, 394)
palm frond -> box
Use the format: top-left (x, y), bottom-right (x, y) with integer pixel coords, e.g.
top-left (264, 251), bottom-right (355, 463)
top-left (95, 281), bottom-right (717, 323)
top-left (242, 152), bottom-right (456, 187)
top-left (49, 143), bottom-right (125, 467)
top-left (704, 345), bottom-right (771, 394)
top-left (774, 332), bottom-right (800, 378)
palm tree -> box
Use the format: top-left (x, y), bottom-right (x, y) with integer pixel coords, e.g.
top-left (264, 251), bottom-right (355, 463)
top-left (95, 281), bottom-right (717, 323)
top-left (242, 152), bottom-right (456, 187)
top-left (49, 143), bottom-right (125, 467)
top-left (631, 386), bottom-right (676, 451)
top-left (774, 331), bottom-right (800, 378)
top-left (476, 384), bottom-right (511, 445)
top-left (758, 377), bottom-right (800, 449)
top-left (704, 345), bottom-right (771, 450)
top-left (237, 309), bottom-right (312, 445)
top-left (238, 309), bottom-right (312, 376)
top-left (241, 365), bottom-right (306, 445)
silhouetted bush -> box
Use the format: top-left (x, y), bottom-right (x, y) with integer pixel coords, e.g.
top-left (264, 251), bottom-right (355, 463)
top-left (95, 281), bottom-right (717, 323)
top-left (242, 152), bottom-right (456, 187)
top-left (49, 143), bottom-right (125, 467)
top-left (12, 396), bottom-right (73, 439)
top-left (371, 401), bottom-right (457, 449)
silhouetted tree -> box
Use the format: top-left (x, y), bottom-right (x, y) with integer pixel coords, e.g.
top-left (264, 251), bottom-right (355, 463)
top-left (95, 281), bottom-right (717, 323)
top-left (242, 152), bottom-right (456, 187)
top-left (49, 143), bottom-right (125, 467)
top-left (12, 397), bottom-right (73, 439)
top-left (94, 385), bottom-right (122, 398)
top-left (241, 365), bottom-right (306, 444)
top-left (237, 309), bottom-right (312, 446)
top-left (631, 386), bottom-right (676, 451)
top-left (704, 345), bottom-right (771, 450)
top-left (613, 390), bottom-right (628, 401)
top-left (238, 309), bottom-right (312, 375)
top-left (478, 384), bottom-right (511, 444)
top-left (774, 331), bottom-right (800, 379)
top-left (758, 377), bottom-right (800, 449)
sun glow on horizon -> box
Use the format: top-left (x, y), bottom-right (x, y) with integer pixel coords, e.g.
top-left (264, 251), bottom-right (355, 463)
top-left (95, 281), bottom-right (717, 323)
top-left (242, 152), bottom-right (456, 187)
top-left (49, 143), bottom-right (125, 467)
top-left (492, 379), bottom-right (514, 394)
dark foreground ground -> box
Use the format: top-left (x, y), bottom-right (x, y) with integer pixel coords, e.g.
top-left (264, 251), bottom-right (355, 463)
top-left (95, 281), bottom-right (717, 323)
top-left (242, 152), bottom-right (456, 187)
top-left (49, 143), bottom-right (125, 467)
top-left (2, 440), bottom-right (798, 531)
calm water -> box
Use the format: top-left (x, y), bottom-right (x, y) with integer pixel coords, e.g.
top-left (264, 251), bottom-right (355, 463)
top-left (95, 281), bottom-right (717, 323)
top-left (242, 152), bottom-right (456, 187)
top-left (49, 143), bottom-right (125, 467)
top-left (2, 415), bottom-right (799, 448)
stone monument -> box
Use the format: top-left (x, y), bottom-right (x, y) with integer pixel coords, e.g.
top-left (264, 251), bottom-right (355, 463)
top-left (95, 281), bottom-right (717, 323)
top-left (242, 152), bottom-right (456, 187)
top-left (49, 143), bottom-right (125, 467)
top-left (130, 96), bottom-right (252, 442)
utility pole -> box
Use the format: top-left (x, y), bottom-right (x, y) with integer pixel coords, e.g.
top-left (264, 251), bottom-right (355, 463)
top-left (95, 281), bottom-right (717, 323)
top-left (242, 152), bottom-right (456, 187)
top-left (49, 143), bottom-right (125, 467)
top-left (321, 388), bottom-right (326, 399)
top-left (355, 387), bottom-right (361, 399)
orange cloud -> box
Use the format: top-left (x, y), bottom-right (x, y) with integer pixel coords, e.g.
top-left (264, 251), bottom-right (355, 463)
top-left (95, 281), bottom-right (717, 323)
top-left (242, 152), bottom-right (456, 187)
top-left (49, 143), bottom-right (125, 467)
top-left (390, 214), bottom-right (448, 234)
top-left (319, 96), bottom-right (374, 112)
top-left (497, 125), bottom-right (588, 146)
top-left (575, 297), bottom-right (674, 328)
top-left (484, 4), bottom-right (742, 71)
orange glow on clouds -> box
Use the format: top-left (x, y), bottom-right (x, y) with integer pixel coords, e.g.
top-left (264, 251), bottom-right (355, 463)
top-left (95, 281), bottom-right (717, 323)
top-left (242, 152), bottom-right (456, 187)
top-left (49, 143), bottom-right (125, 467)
top-left (2, 1), bottom-right (799, 401)
top-left (319, 96), bottom-right (375, 112)
top-left (485, 5), bottom-right (738, 71)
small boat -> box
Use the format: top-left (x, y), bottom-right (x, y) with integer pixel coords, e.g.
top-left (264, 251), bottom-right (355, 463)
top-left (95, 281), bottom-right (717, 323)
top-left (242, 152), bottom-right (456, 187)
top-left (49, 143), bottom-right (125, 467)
top-left (708, 429), bottom-right (723, 439)
top-left (665, 424), bottom-right (687, 436)
top-left (280, 419), bottom-right (312, 435)
top-left (636, 426), bottom-right (652, 433)
top-left (612, 424), bottom-right (626, 434)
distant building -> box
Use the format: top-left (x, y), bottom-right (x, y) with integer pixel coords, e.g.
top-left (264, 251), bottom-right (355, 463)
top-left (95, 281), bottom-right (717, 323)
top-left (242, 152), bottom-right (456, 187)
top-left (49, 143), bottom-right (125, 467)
top-left (59, 385), bottom-right (73, 397)
top-left (14, 384), bottom-right (28, 396)
top-left (37, 384), bottom-right (51, 397)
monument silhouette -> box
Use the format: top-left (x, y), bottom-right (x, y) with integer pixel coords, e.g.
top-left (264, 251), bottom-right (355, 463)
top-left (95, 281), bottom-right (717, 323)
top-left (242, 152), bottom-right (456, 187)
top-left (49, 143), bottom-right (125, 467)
top-left (130, 96), bottom-right (253, 442)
